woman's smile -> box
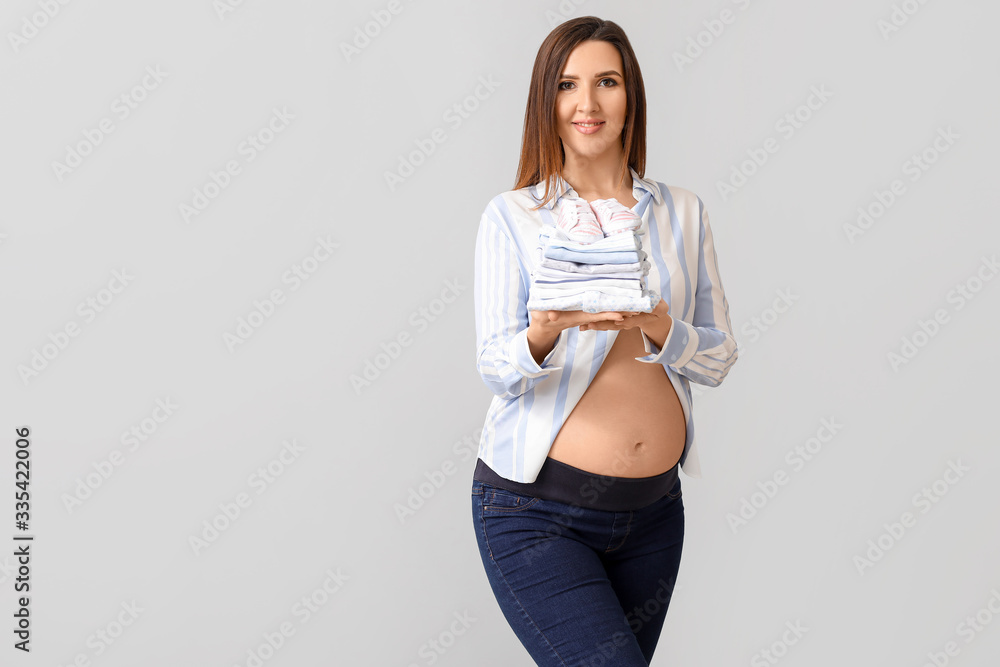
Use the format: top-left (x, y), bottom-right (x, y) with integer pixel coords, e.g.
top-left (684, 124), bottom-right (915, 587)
top-left (573, 120), bottom-right (605, 134)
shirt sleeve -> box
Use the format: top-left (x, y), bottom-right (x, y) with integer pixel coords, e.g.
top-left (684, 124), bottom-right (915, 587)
top-left (635, 197), bottom-right (739, 387)
top-left (475, 206), bottom-right (566, 400)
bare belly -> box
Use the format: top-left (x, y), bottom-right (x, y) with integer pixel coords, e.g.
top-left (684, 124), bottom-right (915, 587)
top-left (546, 326), bottom-right (687, 478)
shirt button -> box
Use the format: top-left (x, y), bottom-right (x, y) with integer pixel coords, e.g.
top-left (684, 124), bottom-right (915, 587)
top-left (670, 354), bottom-right (677, 361)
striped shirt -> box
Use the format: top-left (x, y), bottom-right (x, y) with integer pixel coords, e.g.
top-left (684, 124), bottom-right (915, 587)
top-left (473, 166), bottom-right (739, 483)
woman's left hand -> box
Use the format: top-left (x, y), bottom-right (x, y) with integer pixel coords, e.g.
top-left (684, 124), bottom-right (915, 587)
top-left (579, 298), bottom-right (670, 333)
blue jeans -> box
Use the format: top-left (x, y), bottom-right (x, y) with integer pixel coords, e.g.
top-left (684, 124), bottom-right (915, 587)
top-left (471, 475), bottom-right (684, 666)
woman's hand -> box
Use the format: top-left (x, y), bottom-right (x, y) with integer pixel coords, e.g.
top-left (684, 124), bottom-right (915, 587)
top-left (578, 298), bottom-right (671, 337)
top-left (529, 308), bottom-right (627, 335)
top-left (526, 309), bottom-right (629, 365)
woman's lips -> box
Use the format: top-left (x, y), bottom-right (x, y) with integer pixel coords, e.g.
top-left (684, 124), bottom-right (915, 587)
top-left (573, 121), bottom-right (605, 135)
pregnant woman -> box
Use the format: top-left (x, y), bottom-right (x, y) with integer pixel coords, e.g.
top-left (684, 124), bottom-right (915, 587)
top-left (470, 16), bottom-right (740, 666)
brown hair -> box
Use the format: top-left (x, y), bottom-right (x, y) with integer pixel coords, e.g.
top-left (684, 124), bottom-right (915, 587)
top-left (513, 16), bottom-right (647, 210)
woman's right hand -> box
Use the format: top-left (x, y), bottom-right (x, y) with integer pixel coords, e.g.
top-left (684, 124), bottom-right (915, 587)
top-left (525, 309), bottom-right (626, 366)
top-left (528, 309), bottom-right (626, 335)
top-left (528, 310), bottom-right (627, 364)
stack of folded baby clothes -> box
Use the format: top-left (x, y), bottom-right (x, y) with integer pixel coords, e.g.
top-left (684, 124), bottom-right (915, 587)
top-left (526, 198), bottom-right (661, 314)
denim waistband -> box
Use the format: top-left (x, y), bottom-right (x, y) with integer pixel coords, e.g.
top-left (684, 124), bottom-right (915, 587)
top-left (474, 455), bottom-right (679, 512)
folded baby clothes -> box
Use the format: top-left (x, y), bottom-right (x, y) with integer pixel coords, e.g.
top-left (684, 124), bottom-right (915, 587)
top-left (536, 255), bottom-right (650, 275)
top-left (532, 265), bottom-right (647, 282)
top-left (531, 277), bottom-right (642, 291)
top-left (542, 246), bottom-right (641, 265)
top-left (529, 228), bottom-right (658, 312)
top-left (539, 229), bottom-right (642, 253)
top-left (530, 285), bottom-right (644, 299)
top-left (526, 289), bottom-right (661, 314)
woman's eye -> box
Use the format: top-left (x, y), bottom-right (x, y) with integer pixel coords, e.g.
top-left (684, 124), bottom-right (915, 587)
top-left (559, 79), bottom-right (617, 90)
top-left (559, 78), bottom-right (618, 90)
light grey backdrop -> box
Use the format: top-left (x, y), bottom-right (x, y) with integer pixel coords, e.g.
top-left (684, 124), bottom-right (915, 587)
top-left (2, 1), bottom-right (998, 665)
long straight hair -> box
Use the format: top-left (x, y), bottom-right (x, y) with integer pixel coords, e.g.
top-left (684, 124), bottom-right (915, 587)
top-left (513, 16), bottom-right (647, 210)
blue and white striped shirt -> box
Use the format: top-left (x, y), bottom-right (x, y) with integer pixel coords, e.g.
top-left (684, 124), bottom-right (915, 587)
top-left (473, 166), bottom-right (739, 483)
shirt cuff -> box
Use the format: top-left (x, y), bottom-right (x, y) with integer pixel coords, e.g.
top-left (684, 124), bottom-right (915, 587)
top-left (511, 327), bottom-right (565, 378)
top-left (635, 317), bottom-right (698, 366)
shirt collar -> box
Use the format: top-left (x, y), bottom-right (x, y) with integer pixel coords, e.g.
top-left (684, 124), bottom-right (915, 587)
top-left (531, 166), bottom-right (662, 209)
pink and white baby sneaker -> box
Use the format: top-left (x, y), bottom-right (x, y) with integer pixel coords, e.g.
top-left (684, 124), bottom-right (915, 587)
top-left (556, 198), bottom-right (605, 243)
top-left (590, 198), bottom-right (641, 235)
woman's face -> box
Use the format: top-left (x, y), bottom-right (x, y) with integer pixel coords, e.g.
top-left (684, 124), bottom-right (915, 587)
top-left (555, 39), bottom-right (628, 165)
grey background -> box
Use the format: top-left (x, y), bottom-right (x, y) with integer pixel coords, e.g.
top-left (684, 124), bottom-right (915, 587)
top-left (2, 0), bottom-right (998, 665)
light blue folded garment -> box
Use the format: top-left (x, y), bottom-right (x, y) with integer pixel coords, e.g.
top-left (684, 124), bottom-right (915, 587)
top-left (538, 230), bottom-right (641, 253)
top-left (536, 255), bottom-right (650, 275)
top-left (531, 277), bottom-right (642, 290)
top-left (543, 246), bottom-right (640, 264)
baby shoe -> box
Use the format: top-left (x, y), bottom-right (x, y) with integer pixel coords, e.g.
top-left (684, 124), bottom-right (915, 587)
top-left (556, 198), bottom-right (605, 243)
top-left (590, 198), bottom-right (641, 235)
